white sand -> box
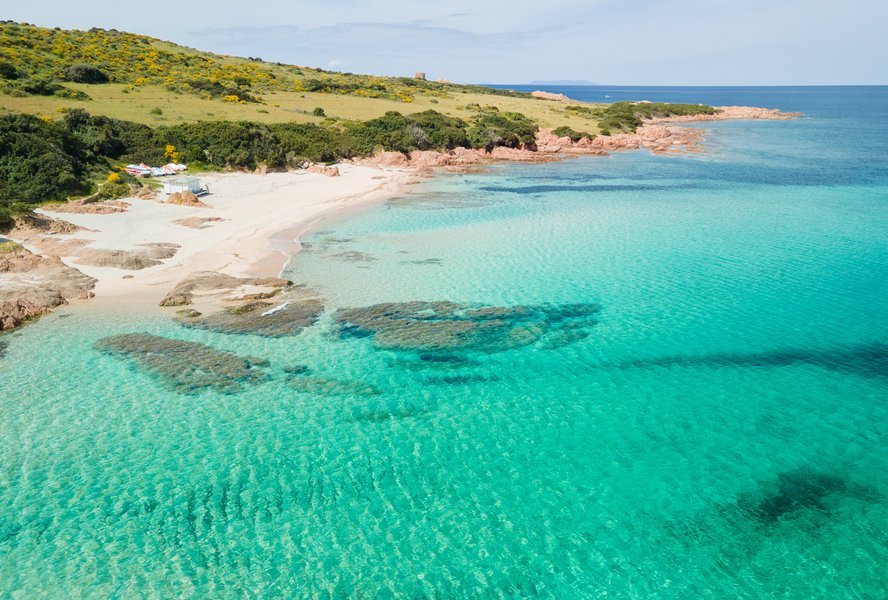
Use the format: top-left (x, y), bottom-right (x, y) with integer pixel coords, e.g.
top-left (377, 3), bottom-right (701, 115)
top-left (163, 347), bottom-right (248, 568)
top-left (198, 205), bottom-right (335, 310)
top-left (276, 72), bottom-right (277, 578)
top-left (36, 164), bottom-right (411, 305)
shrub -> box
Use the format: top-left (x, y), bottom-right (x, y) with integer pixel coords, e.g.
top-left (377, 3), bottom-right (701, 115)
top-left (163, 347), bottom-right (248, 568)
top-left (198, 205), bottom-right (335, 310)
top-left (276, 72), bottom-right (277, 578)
top-left (552, 126), bottom-right (595, 142)
top-left (0, 240), bottom-right (23, 252)
top-left (594, 102), bottom-right (718, 134)
top-left (0, 113), bottom-right (89, 204)
top-left (312, 107), bottom-right (326, 117)
top-left (0, 206), bottom-right (13, 231)
top-left (0, 61), bottom-right (19, 80)
top-left (149, 107), bottom-right (163, 115)
top-left (21, 78), bottom-right (65, 96)
top-left (409, 110), bottom-right (469, 149)
top-left (467, 109), bottom-right (538, 151)
top-left (64, 64), bottom-right (109, 84)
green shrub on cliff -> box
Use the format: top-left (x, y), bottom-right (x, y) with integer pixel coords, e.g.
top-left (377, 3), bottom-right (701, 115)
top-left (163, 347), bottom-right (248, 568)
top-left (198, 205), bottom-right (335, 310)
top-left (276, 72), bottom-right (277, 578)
top-left (595, 102), bottom-right (718, 134)
top-left (552, 126), bottom-right (595, 142)
top-left (467, 108), bottom-right (538, 151)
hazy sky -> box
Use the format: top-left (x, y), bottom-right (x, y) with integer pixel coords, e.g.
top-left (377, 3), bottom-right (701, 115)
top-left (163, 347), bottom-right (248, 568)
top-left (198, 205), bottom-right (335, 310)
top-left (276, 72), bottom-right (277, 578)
top-left (6, 1), bottom-right (887, 85)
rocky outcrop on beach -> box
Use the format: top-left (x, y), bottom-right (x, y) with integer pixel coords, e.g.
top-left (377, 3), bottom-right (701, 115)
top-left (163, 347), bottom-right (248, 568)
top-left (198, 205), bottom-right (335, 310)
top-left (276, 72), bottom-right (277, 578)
top-left (531, 90), bottom-right (570, 102)
top-left (306, 163), bottom-right (341, 177)
top-left (354, 146), bottom-right (559, 171)
top-left (536, 125), bottom-right (706, 155)
top-left (651, 106), bottom-right (801, 123)
top-left (11, 213), bottom-right (83, 236)
top-left (0, 245), bottom-right (96, 330)
top-left (74, 243), bottom-right (180, 270)
top-left (159, 271), bottom-right (292, 306)
top-left (166, 191), bottom-right (209, 207)
top-left (42, 200), bottom-right (130, 214)
top-left (12, 214), bottom-right (181, 272)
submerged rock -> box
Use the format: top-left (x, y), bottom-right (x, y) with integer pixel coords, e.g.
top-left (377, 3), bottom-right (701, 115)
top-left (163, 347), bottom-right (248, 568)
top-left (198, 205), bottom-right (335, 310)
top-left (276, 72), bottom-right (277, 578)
top-left (742, 467), bottom-right (881, 525)
top-left (177, 298), bottom-right (324, 337)
top-left (332, 300), bottom-right (601, 354)
top-left (620, 342), bottom-right (888, 380)
top-left (94, 333), bottom-right (267, 394)
top-left (286, 375), bottom-right (382, 396)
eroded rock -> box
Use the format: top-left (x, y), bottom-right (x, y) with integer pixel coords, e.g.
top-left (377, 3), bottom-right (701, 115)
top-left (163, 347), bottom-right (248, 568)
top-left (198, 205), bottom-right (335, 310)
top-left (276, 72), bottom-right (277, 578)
top-left (42, 200), bottom-right (130, 214)
top-left (160, 271), bottom-right (292, 307)
top-left (94, 333), bottom-right (267, 394)
top-left (176, 297), bottom-right (324, 337)
top-left (167, 191), bottom-right (208, 207)
top-left (0, 246), bottom-right (96, 330)
top-left (286, 375), bottom-right (382, 396)
top-left (75, 243), bottom-right (180, 270)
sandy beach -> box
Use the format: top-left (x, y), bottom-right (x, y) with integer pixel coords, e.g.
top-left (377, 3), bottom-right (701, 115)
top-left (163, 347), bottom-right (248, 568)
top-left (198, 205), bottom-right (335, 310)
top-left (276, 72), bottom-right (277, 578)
top-left (20, 164), bottom-right (409, 307)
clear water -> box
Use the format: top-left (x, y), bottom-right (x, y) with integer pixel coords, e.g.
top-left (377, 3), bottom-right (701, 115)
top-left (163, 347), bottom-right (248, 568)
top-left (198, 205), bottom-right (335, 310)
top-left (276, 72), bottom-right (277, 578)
top-left (1, 87), bottom-right (887, 598)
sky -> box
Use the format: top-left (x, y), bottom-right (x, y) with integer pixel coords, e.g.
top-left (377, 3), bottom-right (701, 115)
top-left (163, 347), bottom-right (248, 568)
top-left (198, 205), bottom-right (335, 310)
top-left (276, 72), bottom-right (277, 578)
top-left (6, 1), bottom-right (887, 85)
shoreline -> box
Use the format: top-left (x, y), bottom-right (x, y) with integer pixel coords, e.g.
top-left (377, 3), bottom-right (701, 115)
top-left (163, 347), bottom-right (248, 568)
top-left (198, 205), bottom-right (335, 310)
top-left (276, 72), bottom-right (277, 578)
top-left (0, 106), bottom-right (798, 331)
top-left (2, 164), bottom-right (414, 328)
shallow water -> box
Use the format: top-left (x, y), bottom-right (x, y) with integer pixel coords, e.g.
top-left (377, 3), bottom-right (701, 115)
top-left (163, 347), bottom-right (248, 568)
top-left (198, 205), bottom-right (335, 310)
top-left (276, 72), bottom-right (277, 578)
top-left (2, 87), bottom-right (887, 597)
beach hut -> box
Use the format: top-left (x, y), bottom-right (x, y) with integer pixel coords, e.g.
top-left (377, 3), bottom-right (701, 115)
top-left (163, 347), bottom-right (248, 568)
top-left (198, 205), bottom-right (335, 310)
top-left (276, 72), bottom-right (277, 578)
top-left (162, 177), bottom-right (203, 196)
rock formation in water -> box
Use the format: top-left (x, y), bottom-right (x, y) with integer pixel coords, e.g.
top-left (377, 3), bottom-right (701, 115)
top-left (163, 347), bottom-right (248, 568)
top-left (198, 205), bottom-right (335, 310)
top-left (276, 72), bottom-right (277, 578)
top-left (94, 333), bottom-right (268, 393)
top-left (159, 271), bottom-right (292, 307)
top-left (176, 296), bottom-right (324, 337)
top-left (332, 300), bottom-right (602, 353)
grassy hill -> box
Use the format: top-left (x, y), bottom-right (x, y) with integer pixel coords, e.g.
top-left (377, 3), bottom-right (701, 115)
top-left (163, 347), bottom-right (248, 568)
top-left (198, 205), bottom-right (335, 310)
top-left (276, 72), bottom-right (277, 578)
top-left (0, 21), bottom-right (602, 132)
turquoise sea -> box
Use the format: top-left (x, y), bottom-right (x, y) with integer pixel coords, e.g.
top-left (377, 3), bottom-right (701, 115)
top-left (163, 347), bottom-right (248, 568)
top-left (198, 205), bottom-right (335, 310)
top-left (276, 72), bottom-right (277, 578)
top-left (1, 87), bottom-right (887, 598)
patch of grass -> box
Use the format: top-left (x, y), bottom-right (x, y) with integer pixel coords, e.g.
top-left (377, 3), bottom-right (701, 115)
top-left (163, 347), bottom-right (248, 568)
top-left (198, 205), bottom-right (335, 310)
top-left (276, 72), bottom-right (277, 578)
top-left (0, 240), bottom-right (23, 253)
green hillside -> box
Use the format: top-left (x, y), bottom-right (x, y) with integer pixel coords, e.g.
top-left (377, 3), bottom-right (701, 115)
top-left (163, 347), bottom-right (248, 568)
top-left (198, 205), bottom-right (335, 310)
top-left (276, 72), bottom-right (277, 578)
top-left (0, 21), bottom-right (527, 102)
top-left (0, 21), bottom-right (719, 229)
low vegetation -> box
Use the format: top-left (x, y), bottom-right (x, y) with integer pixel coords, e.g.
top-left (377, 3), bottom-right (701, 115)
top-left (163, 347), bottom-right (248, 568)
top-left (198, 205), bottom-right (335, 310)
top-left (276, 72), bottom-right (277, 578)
top-left (0, 21), bottom-right (532, 106)
top-left (595, 102), bottom-right (718, 134)
top-left (552, 126), bottom-right (596, 142)
top-left (0, 106), bottom-right (548, 220)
